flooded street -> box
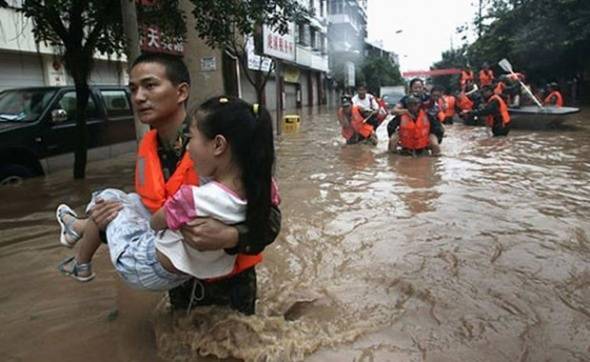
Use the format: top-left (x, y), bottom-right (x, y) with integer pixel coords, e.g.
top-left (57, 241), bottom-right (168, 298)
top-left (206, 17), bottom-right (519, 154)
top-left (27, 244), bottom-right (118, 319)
top-left (1, 108), bottom-right (590, 361)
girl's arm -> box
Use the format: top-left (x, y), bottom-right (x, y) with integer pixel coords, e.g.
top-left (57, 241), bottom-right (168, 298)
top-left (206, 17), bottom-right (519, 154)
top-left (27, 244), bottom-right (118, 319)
top-left (150, 208), bottom-right (168, 230)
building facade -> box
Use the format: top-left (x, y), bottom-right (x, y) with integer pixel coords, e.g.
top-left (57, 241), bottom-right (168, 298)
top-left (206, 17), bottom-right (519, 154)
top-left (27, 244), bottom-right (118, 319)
top-left (238, 0), bottom-right (333, 111)
top-left (0, 4), bottom-right (127, 92)
top-left (327, 0), bottom-right (368, 91)
top-left (365, 41), bottom-right (399, 67)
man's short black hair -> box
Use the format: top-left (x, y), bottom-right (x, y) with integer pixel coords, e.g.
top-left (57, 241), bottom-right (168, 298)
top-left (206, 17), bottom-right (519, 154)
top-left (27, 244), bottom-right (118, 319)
top-left (431, 86), bottom-right (444, 94)
top-left (481, 85), bottom-right (493, 93)
top-left (409, 78), bottom-right (423, 88)
top-left (131, 52), bottom-right (191, 87)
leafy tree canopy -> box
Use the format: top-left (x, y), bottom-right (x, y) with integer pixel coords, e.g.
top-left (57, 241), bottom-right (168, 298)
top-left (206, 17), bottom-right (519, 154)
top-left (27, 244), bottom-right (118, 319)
top-left (359, 56), bottom-right (403, 95)
top-left (190, 0), bottom-right (310, 53)
top-left (446, 0), bottom-right (590, 85)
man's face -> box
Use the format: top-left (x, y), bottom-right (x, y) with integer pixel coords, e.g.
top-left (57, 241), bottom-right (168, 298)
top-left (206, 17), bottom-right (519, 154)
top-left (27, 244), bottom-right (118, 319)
top-left (128, 62), bottom-right (187, 127)
top-left (342, 104), bottom-right (352, 115)
top-left (411, 81), bottom-right (423, 95)
top-left (431, 90), bottom-right (442, 101)
top-left (358, 87), bottom-right (367, 98)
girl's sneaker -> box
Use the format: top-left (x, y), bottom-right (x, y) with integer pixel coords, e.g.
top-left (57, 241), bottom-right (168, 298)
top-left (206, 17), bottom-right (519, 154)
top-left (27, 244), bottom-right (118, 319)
top-left (56, 204), bottom-right (81, 247)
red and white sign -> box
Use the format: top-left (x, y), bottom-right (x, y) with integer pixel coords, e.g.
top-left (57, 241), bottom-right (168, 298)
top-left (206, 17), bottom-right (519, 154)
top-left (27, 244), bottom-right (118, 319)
top-left (140, 26), bottom-right (184, 55)
top-left (402, 68), bottom-right (462, 78)
top-left (262, 24), bottom-right (295, 61)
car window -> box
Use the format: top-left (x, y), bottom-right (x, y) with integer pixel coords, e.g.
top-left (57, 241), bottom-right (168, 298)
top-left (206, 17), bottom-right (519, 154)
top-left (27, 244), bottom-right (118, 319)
top-left (0, 89), bottom-right (56, 122)
top-left (383, 93), bottom-right (404, 105)
top-left (56, 92), bottom-right (99, 122)
top-left (100, 90), bottom-right (131, 118)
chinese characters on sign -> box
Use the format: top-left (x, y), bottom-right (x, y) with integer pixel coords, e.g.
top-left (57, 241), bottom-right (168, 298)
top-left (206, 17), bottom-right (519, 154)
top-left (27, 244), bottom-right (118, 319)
top-left (262, 24), bottom-right (295, 61)
top-left (140, 26), bottom-right (184, 55)
top-left (246, 37), bottom-right (272, 72)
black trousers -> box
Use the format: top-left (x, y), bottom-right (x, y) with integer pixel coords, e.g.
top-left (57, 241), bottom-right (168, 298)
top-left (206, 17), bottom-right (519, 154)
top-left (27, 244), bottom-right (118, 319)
top-left (492, 122), bottom-right (511, 137)
top-left (168, 267), bottom-right (257, 315)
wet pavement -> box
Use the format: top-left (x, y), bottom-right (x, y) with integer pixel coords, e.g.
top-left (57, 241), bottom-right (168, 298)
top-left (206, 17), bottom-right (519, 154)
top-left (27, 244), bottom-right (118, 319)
top-left (1, 107), bottom-right (589, 361)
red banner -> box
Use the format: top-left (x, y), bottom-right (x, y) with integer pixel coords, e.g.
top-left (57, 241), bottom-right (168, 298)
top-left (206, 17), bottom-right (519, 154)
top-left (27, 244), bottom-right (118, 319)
top-left (402, 68), bottom-right (462, 78)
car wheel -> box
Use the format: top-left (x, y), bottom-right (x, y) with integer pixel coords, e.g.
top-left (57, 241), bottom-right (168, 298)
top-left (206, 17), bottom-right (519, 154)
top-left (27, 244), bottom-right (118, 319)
top-left (0, 164), bottom-right (35, 186)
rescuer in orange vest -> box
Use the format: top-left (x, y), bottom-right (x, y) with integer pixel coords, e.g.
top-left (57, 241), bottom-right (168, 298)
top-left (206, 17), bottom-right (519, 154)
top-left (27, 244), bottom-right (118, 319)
top-left (470, 85), bottom-right (511, 137)
top-left (460, 65), bottom-right (474, 91)
top-left (388, 95), bottom-right (441, 156)
top-left (87, 53), bottom-right (281, 315)
top-left (337, 95), bottom-right (377, 145)
top-left (478, 62), bottom-right (494, 87)
top-left (543, 82), bottom-right (564, 107)
top-left (440, 88), bottom-right (457, 124)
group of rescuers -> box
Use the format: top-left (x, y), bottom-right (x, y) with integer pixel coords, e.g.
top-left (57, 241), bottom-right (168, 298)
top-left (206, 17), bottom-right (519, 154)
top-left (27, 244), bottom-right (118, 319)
top-left (337, 62), bottom-right (565, 155)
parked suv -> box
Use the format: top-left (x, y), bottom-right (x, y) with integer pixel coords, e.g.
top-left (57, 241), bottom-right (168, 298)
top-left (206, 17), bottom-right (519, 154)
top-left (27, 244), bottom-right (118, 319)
top-left (0, 86), bottom-right (136, 185)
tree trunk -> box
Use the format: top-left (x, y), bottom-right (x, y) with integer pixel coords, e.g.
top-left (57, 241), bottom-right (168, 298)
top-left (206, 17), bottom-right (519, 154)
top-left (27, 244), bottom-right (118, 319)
top-left (255, 71), bottom-right (266, 105)
top-left (120, 0), bottom-right (149, 142)
top-left (70, 65), bottom-right (90, 180)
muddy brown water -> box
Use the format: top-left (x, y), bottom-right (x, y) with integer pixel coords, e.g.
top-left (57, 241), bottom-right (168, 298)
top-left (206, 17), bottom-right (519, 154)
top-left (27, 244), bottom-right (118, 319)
top-left (1, 108), bottom-right (589, 362)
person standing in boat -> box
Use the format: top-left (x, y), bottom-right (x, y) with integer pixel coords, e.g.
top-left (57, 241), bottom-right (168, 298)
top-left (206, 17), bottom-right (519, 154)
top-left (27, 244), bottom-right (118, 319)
top-left (543, 82), bottom-right (564, 107)
top-left (478, 62), bottom-right (494, 87)
top-left (460, 65), bottom-right (475, 92)
top-left (469, 85), bottom-right (511, 137)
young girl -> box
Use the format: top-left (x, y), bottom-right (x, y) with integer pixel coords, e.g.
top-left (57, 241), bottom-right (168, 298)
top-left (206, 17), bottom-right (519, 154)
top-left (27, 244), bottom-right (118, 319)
top-left (55, 96), bottom-right (275, 291)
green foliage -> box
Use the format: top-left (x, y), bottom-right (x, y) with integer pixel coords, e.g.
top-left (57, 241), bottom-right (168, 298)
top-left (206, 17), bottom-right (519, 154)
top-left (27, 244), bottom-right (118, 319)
top-left (11, 1), bottom-right (186, 63)
top-left (359, 56), bottom-right (403, 95)
top-left (452, 0), bottom-right (590, 85)
top-left (190, 0), bottom-right (310, 52)
top-left (189, 0), bottom-right (310, 103)
top-left (1, 0), bottom-right (186, 178)
top-left (431, 47), bottom-right (469, 92)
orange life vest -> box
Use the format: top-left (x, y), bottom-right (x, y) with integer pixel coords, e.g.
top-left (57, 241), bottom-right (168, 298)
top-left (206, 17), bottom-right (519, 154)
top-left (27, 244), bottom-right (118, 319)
top-left (136, 130), bottom-right (199, 212)
top-left (485, 95), bottom-right (511, 128)
top-left (460, 70), bottom-right (474, 85)
top-left (350, 105), bottom-right (374, 138)
top-left (457, 93), bottom-right (474, 111)
top-left (398, 109), bottom-right (430, 150)
top-left (443, 95), bottom-right (456, 118)
top-left (135, 130), bottom-right (262, 278)
top-left (479, 69), bottom-right (494, 87)
top-left (543, 91), bottom-right (563, 107)
top-left (337, 107), bottom-right (355, 141)
top-left (494, 82), bottom-right (506, 96)
top-left (435, 98), bottom-right (446, 122)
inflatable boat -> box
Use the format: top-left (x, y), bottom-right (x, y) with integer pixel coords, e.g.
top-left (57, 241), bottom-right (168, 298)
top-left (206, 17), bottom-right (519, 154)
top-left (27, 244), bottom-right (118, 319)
top-left (508, 106), bottom-right (580, 129)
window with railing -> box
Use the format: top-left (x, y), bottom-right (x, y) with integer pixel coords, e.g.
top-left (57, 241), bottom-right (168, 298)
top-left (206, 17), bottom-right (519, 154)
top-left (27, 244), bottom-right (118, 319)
top-left (297, 23), bottom-right (310, 46)
top-left (329, 0), bottom-right (343, 15)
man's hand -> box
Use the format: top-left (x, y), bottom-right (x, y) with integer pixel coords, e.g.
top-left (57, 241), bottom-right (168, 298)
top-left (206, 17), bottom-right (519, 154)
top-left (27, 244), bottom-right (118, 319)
top-left (88, 199), bottom-right (122, 231)
top-left (180, 217), bottom-right (239, 251)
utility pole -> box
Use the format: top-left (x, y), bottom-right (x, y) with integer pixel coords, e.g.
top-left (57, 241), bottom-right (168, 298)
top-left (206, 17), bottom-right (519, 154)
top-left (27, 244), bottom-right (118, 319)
top-left (120, 0), bottom-right (149, 141)
top-left (477, 0), bottom-right (483, 38)
top-left (275, 59), bottom-right (283, 135)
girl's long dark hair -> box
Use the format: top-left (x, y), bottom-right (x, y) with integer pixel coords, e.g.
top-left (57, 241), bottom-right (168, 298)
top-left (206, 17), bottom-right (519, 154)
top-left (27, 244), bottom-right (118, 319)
top-left (193, 96), bottom-right (274, 242)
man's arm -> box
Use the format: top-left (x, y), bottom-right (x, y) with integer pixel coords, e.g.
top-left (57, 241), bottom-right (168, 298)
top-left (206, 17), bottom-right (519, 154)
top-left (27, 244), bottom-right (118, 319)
top-left (150, 208), bottom-right (167, 231)
top-left (226, 205), bottom-right (281, 255)
top-left (391, 101), bottom-right (409, 116)
top-left (179, 205), bottom-right (282, 254)
top-left (472, 99), bottom-right (499, 117)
